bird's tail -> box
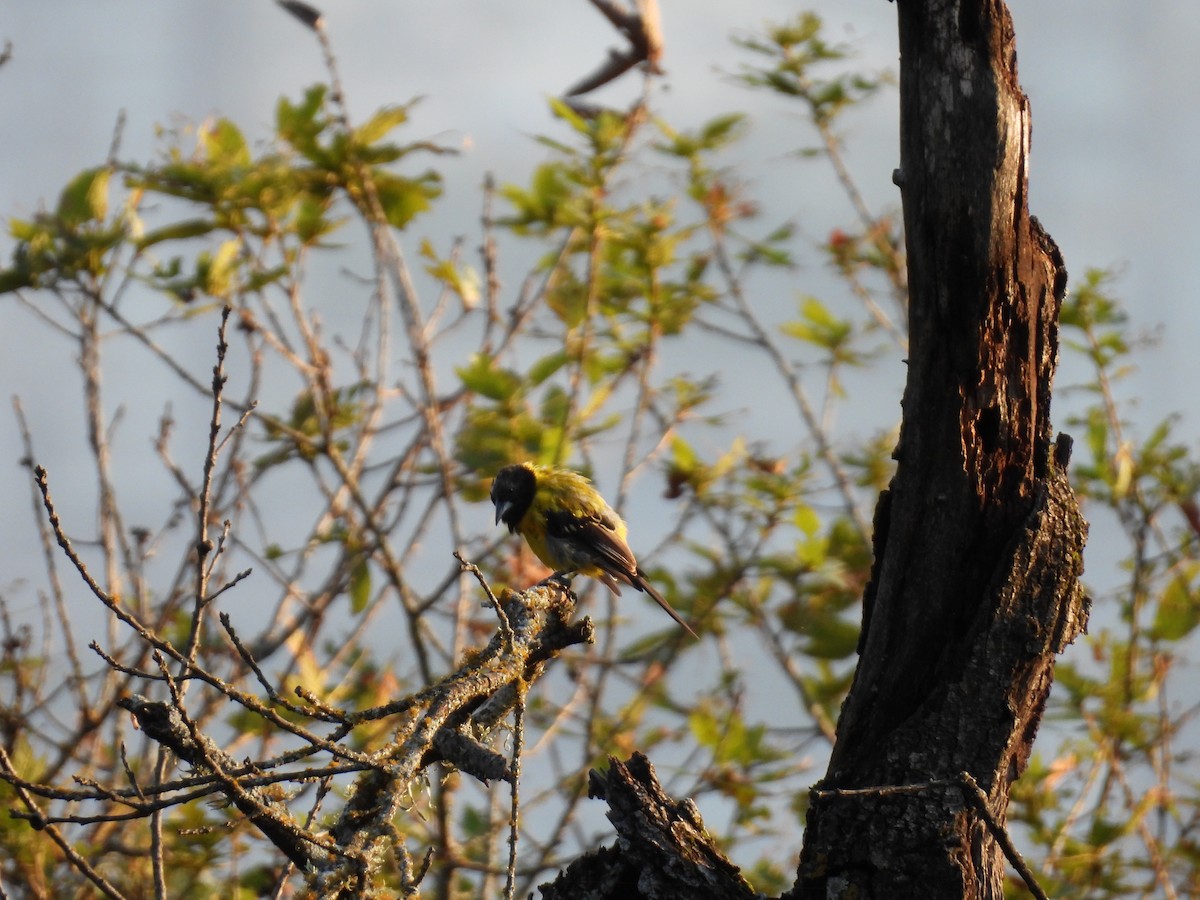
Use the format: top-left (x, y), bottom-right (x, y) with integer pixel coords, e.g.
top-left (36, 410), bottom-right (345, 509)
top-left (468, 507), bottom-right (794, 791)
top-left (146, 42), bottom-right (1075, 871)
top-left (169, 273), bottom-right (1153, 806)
top-left (631, 569), bottom-right (699, 640)
top-left (598, 572), bottom-right (623, 596)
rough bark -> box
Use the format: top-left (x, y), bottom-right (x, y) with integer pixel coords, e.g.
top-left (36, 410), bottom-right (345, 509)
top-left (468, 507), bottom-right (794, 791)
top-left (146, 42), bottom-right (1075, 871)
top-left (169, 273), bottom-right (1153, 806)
top-left (791, 1), bottom-right (1089, 897)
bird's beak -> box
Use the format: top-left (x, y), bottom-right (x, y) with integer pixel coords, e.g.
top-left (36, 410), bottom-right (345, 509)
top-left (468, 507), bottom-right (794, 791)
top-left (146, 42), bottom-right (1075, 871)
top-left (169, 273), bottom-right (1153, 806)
top-left (494, 500), bottom-right (511, 526)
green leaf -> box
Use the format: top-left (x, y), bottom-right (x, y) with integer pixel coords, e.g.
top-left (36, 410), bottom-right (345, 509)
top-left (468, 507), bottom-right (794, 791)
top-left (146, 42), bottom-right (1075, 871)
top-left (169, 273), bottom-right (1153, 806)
top-left (8, 218), bottom-right (40, 242)
top-left (793, 504), bottom-right (820, 537)
top-left (197, 239), bottom-right (242, 299)
top-left (355, 104), bottom-right (411, 146)
top-left (420, 239), bottom-right (481, 308)
top-left (204, 119), bottom-right (251, 167)
top-left (699, 113), bottom-right (748, 149)
top-left (0, 266), bottom-right (32, 294)
top-left (293, 196), bottom-right (343, 245)
top-left (135, 218), bottom-right (216, 250)
top-left (670, 436), bottom-right (699, 471)
top-left (655, 114), bottom-right (747, 158)
top-left (547, 96), bottom-right (591, 136)
top-left (276, 85), bottom-right (328, 160)
top-left (501, 163), bottom-right (575, 231)
top-left (1087, 817), bottom-right (1128, 848)
top-left (545, 275), bottom-right (588, 328)
top-left (460, 804), bottom-right (490, 840)
top-left (457, 354), bottom-right (521, 401)
top-left (372, 172), bottom-right (440, 229)
top-left (527, 352), bottom-right (568, 386)
top-left (57, 168), bottom-right (109, 225)
top-left (780, 296), bottom-right (851, 349)
top-left (688, 706), bottom-right (722, 749)
top-left (1151, 567), bottom-right (1200, 641)
top-left (796, 611), bottom-right (859, 659)
top-left (349, 558), bottom-right (371, 614)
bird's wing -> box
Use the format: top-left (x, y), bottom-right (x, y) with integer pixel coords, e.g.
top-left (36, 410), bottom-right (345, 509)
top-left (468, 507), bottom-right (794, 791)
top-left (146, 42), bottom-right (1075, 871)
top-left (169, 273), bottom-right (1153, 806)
top-left (543, 506), bottom-right (637, 577)
top-left (546, 505), bottom-right (700, 639)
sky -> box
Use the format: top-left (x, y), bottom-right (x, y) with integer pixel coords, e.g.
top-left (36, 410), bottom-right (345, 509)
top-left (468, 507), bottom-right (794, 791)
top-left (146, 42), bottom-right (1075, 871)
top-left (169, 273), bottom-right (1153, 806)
top-left (2, 1), bottom-right (1195, 421)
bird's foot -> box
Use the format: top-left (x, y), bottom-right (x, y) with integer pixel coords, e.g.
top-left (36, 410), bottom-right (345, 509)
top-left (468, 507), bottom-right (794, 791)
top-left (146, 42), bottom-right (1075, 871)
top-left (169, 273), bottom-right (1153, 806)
top-left (540, 571), bottom-right (575, 593)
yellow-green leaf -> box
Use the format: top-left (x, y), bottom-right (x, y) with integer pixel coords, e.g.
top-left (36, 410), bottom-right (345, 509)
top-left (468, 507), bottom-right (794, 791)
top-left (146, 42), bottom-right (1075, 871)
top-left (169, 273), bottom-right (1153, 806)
top-left (349, 559), bottom-right (371, 614)
top-left (457, 354), bottom-right (521, 401)
top-left (355, 104), bottom-right (411, 146)
top-left (57, 168), bottom-right (109, 225)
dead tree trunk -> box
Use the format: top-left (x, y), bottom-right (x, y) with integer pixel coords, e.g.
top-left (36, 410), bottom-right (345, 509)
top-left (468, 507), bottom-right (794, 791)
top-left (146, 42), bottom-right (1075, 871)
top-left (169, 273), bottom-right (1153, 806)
top-left (791, 1), bottom-right (1088, 897)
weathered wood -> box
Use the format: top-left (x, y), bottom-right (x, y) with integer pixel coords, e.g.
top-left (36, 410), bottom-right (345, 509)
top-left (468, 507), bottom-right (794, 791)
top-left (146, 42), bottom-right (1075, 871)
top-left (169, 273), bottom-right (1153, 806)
top-left (791, 0), bottom-right (1089, 896)
top-left (538, 753), bottom-right (757, 900)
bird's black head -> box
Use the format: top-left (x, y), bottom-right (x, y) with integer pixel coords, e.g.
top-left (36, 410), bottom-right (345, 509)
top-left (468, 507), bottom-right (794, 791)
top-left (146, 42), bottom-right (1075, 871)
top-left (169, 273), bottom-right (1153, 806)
top-left (491, 463), bottom-right (536, 532)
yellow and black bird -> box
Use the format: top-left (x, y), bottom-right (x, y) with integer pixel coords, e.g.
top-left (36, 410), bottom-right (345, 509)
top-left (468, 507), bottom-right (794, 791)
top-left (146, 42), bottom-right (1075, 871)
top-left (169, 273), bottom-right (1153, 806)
top-left (490, 462), bottom-right (698, 639)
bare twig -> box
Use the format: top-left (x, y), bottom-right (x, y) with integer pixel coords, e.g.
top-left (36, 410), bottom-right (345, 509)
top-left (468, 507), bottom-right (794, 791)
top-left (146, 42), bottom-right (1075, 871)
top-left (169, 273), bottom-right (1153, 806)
top-left (0, 746), bottom-right (128, 900)
top-left (504, 682), bottom-right (527, 900)
top-left (565, 0), bottom-right (664, 97)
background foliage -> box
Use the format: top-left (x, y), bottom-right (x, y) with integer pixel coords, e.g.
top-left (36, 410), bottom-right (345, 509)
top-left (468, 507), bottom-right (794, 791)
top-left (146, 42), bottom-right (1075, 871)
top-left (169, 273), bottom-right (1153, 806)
top-left (0, 10), bottom-right (1196, 899)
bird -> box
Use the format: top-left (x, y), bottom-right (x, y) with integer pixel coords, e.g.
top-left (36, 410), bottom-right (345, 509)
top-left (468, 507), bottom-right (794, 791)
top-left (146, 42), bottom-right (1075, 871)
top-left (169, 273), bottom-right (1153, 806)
top-left (490, 462), bottom-right (698, 639)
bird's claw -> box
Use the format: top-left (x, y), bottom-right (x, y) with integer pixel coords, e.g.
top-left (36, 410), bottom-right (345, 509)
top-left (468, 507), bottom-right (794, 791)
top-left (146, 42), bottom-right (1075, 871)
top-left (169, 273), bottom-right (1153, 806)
top-left (540, 572), bottom-right (575, 592)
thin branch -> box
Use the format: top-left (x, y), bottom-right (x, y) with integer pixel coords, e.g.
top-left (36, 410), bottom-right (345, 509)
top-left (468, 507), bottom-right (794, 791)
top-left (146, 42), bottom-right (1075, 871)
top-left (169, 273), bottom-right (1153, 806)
top-left (504, 682), bottom-right (527, 900)
top-left (0, 746), bottom-right (128, 900)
